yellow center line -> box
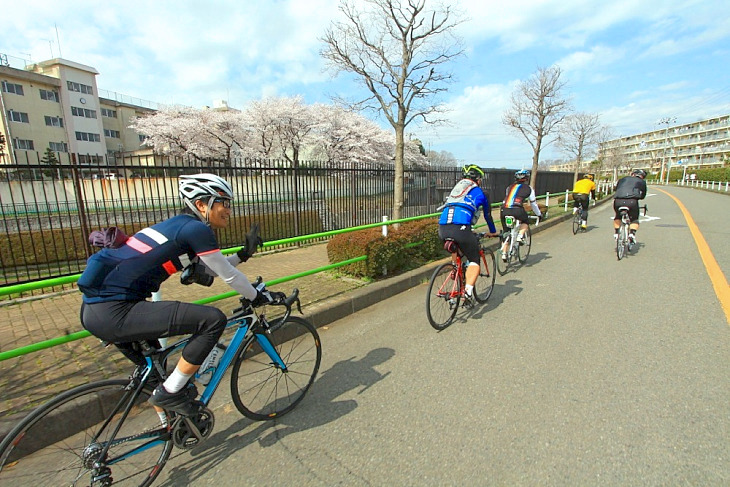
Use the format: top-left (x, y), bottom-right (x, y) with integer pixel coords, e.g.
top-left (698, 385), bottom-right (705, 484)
top-left (656, 188), bottom-right (730, 324)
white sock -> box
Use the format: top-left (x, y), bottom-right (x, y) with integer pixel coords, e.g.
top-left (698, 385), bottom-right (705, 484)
top-left (163, 367), bottom-right (193, 393)
top-left (465, 284), bottom-right (473, 296)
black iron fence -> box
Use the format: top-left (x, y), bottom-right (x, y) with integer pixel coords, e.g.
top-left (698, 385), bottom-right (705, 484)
top-left (0, 151), bottom-right (573, 286)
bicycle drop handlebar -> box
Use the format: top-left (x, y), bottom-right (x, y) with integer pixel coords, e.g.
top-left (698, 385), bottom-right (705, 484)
top-left (231, 285), bottom-right (302, 323)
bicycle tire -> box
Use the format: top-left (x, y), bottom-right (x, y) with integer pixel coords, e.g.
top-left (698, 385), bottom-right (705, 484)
top-left (497, 236), bottom-right (511, 276)
top-left (425, 263), bottom-right (461, 330)
top-left (616, 223), bottom-right (627, 260)
top-left (230, 316), bottom-right (321, 420)
top-left (0, 379), bottom-right (172, 487)
top-left (517, 226), bottom-right (532, 264)
top-left (474, 247), bottom-right (496, 303)
top-left (572, 211), bottom-right (580, 235)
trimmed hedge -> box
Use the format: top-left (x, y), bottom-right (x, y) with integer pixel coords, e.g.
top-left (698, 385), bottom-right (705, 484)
top-left (327, 218), bottom-right (442, 279)
top-left (667, 166), bottom-right (729, 182)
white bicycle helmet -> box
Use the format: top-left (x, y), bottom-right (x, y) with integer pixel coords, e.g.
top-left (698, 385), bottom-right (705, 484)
top-left (178, 173), bottom-right (234, 223)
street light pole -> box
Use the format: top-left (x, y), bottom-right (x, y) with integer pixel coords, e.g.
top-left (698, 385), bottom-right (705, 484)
top-left (658, 116), bottom-right (676, 184)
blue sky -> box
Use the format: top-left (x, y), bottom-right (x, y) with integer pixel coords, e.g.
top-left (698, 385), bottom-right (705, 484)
top-left (2, 0), bottom-right (729, 169)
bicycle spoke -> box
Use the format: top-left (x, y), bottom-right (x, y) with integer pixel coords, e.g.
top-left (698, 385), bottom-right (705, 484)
top-left (426, 263), bottom-right (460, 330)
top-left (231, 317), bottom-right (321, 420)
top-left (0, 380), bottom-right (172, 487)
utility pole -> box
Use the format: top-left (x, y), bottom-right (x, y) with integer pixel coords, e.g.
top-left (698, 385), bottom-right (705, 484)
top-left (658, 116), bottom-right (676, 184)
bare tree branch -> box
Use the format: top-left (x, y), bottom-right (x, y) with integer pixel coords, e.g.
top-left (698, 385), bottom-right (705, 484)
top-left (320, 0), bottom-right (464, 219)
top-left (502, 65), bottom-right (572, 186)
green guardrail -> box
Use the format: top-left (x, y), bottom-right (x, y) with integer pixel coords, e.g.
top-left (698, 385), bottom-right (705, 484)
top-left (0, 190), bottom-right (585, 362)
top-left (0, 212), bottom-right (441, 362)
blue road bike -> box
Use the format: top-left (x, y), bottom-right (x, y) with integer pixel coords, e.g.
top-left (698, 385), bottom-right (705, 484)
top-left (0, 286), bottom-right (321, 486)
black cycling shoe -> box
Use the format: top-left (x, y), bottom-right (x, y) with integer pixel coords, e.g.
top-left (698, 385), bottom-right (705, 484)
top-left (148, 383), bottom-right (200, 416)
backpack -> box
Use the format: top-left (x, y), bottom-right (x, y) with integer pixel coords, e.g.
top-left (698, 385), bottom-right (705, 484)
top-left (88, 226), bottom-right (129, 249)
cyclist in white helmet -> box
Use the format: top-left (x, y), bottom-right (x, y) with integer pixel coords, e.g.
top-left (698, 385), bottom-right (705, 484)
top-left (78, 173), bottom-right (275, 416)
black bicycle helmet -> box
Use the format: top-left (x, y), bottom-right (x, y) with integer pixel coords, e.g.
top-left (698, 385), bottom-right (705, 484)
top-left (631, 169), bottom-right (647, 179)
top-left (463, 165), bottom-right (484, 181)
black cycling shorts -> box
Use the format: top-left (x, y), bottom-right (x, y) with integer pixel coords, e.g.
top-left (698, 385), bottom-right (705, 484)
top-left (81, 300), bottom-right (227, 365)
top-left (614, 198), bottom-right (640, 223)
top-left (499, 207), bottom-right (529, 232)
top-left (573, 193), bottom-right (589, 210)
top-left (438, 224), bottom-right (480, 264)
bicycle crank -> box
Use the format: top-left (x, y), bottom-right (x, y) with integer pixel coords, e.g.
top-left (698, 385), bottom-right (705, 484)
top-left (172, 407), bottom-right (215, 449)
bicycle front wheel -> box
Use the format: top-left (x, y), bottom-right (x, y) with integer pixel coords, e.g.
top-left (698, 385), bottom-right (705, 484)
top-left (517, 226), bottom-right (532, 264)
top-left (231, 316), bottom-right (321, 421)
top-left (425, 263), bottom-right (460, 330)
top-left (474, 247), bottom-right (496, 303)
top-left (0, 379), bottom-right (172, 487)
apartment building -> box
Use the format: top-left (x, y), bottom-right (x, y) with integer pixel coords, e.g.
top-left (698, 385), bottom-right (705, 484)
top-left (599, 115), bottom-right (730, 173)
top-left (0, 58), bottom-right (154, 166)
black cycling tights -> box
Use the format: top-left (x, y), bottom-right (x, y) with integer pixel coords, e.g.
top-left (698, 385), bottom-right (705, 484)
top-left (81, 300), bottom-right (226, 365)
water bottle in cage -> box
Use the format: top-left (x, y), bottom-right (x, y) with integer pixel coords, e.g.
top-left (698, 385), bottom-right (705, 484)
top-left (196, 343), bottom-right (225, 385)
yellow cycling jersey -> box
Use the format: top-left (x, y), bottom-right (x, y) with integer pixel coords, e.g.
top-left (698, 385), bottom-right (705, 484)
top-left (573, 178), bottom-right (596, 195)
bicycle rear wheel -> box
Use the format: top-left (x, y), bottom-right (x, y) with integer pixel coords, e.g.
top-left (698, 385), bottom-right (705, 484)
top-left (616, 224), bottom-right (627, 260)
top-left (425, 263), bottom-right (461, 330)
top-left (474, 247), bottom-right (496, 303)
top-left (572, 212), bottom-right (581, 234)
top-left (0, 379), bottom-right (172, 487)
top-left (231, 316), bottom-right (321, 421)
top-left (517, 226), bottom-right (532, 264)
top-left (497, 236), bottom-right (511, 276)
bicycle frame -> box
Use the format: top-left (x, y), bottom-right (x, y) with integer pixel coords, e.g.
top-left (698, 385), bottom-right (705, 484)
top-left (92, 306), bottom-right (282, 467)
top-left (149, 307), bottom-right (284, 407)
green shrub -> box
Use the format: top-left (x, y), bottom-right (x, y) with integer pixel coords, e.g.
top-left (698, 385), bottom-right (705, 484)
top-left (327, 218), bottom-right (442, 279)
top-left (671, 166), bottom-right (729, 182)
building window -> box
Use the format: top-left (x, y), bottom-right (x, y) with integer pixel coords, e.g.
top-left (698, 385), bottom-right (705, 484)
top-left (78, 154), bottom-right (103, 164)
top-left (45, 116), bottom-right (64, 127)
top-left (67, 81), bottom-right (93, 95)
top-left (139, 134), bottom-right (146, 143)
top-left (49, 142), bottom-right (68, 152)
top-left (39, 89), bottom-right (60, 102)
top-left (7, 110), bottom-right (30, 123)
top-left (13, 138), bottom-right (34, 150)
top-left (75, 131), bottom-right (101, 142)
top-left (2, 81), bottom-right (24, 95)
top-left (104, 129), bottom-right (120, 138)
top-left (71, 106), bottom-right (97, 119)
top-left (101, 108), bottom-right (117, 118)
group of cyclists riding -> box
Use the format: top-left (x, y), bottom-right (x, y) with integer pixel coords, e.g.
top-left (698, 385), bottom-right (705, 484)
top-left (437, 165), bottom-right (648, 303)
top-left (75, 162), bottom-right (647, 418)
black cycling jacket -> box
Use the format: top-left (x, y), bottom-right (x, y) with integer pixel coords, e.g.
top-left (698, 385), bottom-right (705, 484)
top-left (613, 176), bottom-right (647, 200)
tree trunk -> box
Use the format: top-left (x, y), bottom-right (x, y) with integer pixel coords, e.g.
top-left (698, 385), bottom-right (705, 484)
top-left (393, 125), bottom-right (405, 221)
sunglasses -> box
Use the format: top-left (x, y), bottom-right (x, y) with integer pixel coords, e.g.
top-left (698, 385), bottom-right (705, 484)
top-left (213, 198), bottom-right (231, 208)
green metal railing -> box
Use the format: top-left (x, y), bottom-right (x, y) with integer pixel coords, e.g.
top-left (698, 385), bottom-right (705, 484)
top-left (0, 213), bottom-right (438, 361)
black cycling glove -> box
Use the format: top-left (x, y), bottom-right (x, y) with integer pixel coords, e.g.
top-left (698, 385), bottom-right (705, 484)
top-left (237, 223), bottom-right (264, 262)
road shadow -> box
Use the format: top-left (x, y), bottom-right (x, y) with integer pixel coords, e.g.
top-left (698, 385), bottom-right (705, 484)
top-left (470, 278), bottom-right (524, 319)
top-left (518, 251), bottom-right (551, 270)
top-left (158, 347), bottom-right (396, 485)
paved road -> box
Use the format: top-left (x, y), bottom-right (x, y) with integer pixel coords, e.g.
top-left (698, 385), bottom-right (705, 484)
top-left (149, 186), bottom-right (729, 486)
